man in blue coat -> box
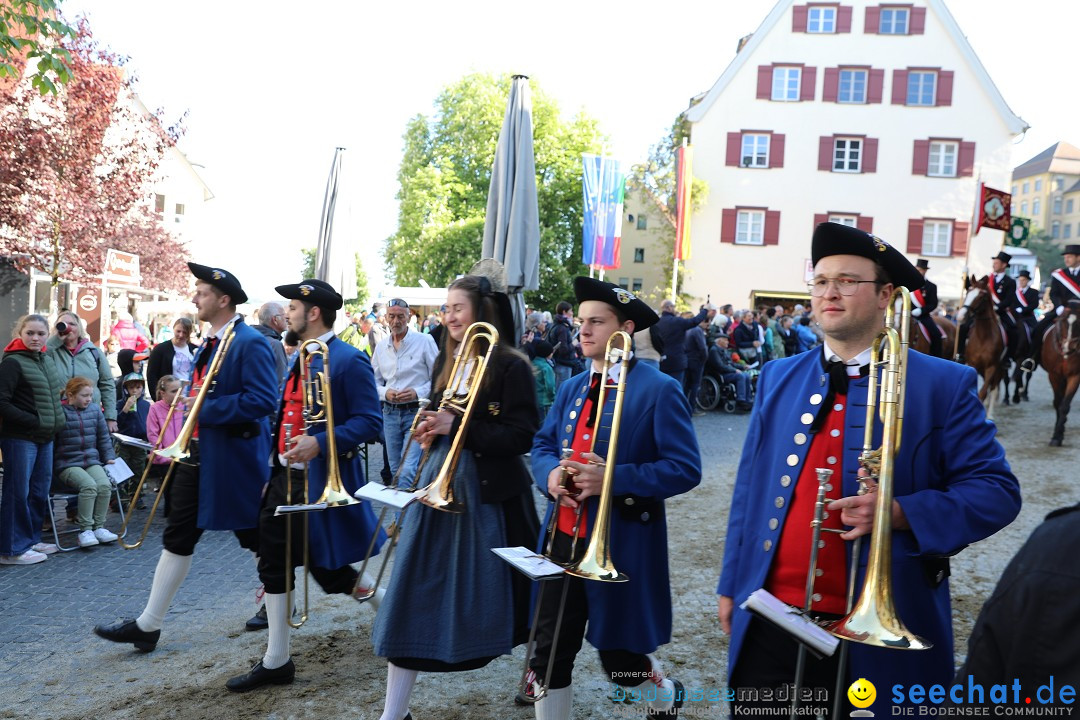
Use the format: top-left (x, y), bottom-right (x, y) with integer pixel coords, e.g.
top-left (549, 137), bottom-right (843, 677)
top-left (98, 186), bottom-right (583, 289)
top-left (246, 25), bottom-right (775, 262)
top-left (718, 223), bottom-right (1020, 716)
top-left (225, 278), bottom-right (385, 691)
top-left (529, 277), bottom-right (701, 720)
top-left (95, 262), bottom-right (279, 653)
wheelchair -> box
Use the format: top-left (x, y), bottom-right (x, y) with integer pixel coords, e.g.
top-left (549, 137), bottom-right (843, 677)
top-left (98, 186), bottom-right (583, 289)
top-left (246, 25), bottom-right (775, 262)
top-left (696, 365), bottom-right (758, 413)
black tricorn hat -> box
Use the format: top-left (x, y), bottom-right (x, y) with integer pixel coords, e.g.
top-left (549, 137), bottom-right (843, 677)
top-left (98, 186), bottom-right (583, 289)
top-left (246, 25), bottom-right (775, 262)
top-left (188, 262), bottom-right (248, 305)
top-left (573, 277), bottom-right (659, 331)
top-left (810, 222), bottom-right (924, 291)
top-left (275, 279), bottom-right (343, 310)
top-left (991, 251), bottom-right (1012, 266)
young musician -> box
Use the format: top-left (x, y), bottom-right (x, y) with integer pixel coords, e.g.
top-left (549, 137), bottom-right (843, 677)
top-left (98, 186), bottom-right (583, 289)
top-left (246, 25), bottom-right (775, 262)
top-left (225, 279), bottom-right (385, 691)
top-left (528, 277), bottom-right (702, 719)
top-left (370, 273), bottom-right (540, 720)
top-left (94, 263), bottom-right (278, 653)
top-left (718, 223), bottom-right (1020, 715)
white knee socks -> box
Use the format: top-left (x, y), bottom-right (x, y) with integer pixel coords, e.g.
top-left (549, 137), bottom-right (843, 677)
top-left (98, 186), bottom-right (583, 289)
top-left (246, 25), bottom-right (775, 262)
top-left (534, 685), bottom-right (573, 720)
top-left (136, 549), bottom-right (193, 632)
top-left (628, 654), bottom-right (677, 713)
top-left (380, 662), bottom-right (418, 720)
top-left (262, 592), bottom-right (291, 669)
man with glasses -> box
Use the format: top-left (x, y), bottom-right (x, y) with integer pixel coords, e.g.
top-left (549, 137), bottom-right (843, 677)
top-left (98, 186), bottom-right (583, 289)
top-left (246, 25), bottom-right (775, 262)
top-left (370, 299), bottom-right (438, 487)
top-left (717, 223), bottom-right (1019, 716)
top-left (253, 302), bottom-right (289, 382)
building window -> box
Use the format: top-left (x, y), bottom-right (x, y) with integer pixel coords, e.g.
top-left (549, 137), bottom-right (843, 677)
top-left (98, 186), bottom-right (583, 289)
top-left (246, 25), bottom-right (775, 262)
top-left (741, 133), bottom-right (770, 168)
top-left (833, 138), bottom-right (862, 172)
top-left (1055, 177), bottom-right (1065, 191)
top-left (906, 71), bottom-right (936, 106)
top-left (1020, 201), bottom-right (1028, 215)
top-left (1067, 198), bottom-right (1075, 214)
top-left (736, 210), bottom-right (766, 245)
top-left (1054, 196), bottom-right (1063, 215)
top-left (631, 278), bottom-right (643, 292)
top-left (633, 248), bottom-right (645, 263)
top-left (635, 215), bottom-right (647, 230)
top-left (1052, 221), bottom-right (1061, 239)
top-left (838, 69), bottom-right (867, 103)
top-left (772, 66), bottom-right (802, 101)
top-left (618, 277), bottom-right (629, 288)
top-left (1035, 179), bottom-right (1043, 192)
top-left (1011, 184), bottom-right (1018, 196)
top-left (922, 220), bottom-right (952, 256)
top-left (879, 7), bottom-right (909, 34)
top-left (829, 215), bottom-right (858, 227)
top-left (807, 5), bottom-right (836, 32)
top-left (1033, 197), bottom-right (1042, 216)
top-left (1022, 181), bottom-right (1029, 194)
top-left (154, 194), bottom-right (165, 214)
top-left (1065, 223), bottom-right (1073, 239)
top-left (174, 203), bottom-right (185, 223)
top-left (927, 141), bottom-right (958, 177)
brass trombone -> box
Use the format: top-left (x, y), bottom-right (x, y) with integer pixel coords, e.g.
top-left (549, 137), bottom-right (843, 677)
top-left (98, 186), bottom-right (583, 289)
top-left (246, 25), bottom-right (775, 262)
top-left (120, 321), bottom-right (237, 549)
top-left (415, 321), bottom-right (499, 513)
top-left (518, 330), bottom-right (632, 703)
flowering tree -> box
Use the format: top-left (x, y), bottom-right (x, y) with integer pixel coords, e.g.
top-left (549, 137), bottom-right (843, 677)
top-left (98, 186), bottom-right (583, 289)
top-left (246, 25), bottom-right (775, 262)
top-left (0, 16), bottom-right (189, 311)
top-left (0, 0), bottom-right (75, 94)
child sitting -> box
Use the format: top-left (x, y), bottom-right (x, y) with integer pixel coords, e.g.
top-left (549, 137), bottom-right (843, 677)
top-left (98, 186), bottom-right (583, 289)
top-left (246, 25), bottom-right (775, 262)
top-left (146, 375), bottom-right (184, 514)
top-left (531, 339), bottom-right (556, 422)
top-left (54, 377), bottom-right (118, 547)
top-left (115, 372), bottom-right (151, 482)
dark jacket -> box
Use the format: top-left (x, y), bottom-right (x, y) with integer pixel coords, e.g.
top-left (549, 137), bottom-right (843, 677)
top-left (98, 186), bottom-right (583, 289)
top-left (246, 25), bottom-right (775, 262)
top-left (0, 339), bottom-right (66, 443)
top-left (707, 345), bottom-right (744, 375)
top-left (990, 272), bottom-right (1017, 321)
top-left (252, 323), bottom-right (288, 381)
top-left (548, 315), bottom-right (577, 368)
top-left (55, 402), bottom-right (115, 471)
top-left (146, 339), bottom-right (197, 395)
top-left (684, 326), bottom-right (707, 366)
top-left (656, 307), bottom-right (709, 374)
top-left (116, 386), bottom-right (151, 440)
top-left (732, 321), bottom-right (763, 358)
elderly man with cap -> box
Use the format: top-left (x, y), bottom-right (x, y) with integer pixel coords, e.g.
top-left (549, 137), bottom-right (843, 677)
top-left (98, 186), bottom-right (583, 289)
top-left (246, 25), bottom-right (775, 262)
top-left (957, 251), bottom-right (1017, 363)
top-left (225, 278), bottom-right (385, 692)
top-left (94, 262), bottom-right (279, 655)
top-left (1026, 244), bottom-right (1080, 370)
top-left (370, 298), bottom-right (438, 488)
top-left (911, 258), bottom-right (944, 357)
top-left (717, 223), bottom-right (1020, 716)
top-left (527, 277), bottom-right (702, 719)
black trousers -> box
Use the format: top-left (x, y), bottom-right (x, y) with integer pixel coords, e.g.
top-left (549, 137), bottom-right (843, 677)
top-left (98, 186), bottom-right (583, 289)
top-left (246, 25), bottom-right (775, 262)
top-left (255, 465), bottom-right (357, 596)
top-left (916, 315), bottom-right (943, 357)
top-left (528, 530), bottom-right (651, 690)
top-left (729, 614), bottom-right (847, 717)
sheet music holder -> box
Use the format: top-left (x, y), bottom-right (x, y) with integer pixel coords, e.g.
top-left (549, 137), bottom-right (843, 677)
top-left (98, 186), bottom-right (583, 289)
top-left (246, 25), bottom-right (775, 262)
top-left (492, 546), bottom-right (565, 581)
top-left (104, 457), bottom-right (135, 485)
top-left (111, 433), bottom-right (153, 451)
top-left (354, 482), bottom-right (420, 510)
top-left (274, 502), bottom-right (329, 516)
top-left (740, 588), bottom-right (840, 658)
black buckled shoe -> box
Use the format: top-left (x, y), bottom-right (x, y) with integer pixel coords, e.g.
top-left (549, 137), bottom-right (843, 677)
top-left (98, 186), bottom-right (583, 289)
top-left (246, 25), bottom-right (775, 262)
top-left (245, 604), bottom-right (268, 631)
top-left (93, 619), bottom-right (160, 652)
top-left (225, 659), bottom-right (296, 692)
top-left (649, 679), bottom-right (685, 717)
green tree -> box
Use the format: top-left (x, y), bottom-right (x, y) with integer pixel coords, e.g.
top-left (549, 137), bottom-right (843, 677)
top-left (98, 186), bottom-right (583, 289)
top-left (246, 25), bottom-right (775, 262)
top-left (299, 248), bottom-right (371, 313)
top-left (384, 73), bottom-right (607, 310)
top-left (1, 0), bottom-right (75, 94)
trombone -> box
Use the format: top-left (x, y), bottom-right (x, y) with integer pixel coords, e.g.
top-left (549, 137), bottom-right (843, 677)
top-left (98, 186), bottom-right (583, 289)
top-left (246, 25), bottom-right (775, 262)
top-left (120, 321), bottom-right (237, 549)
top-left (518, 330), bottom-right (632, 703)
top-left (277, 339), bottom-right (357, 629)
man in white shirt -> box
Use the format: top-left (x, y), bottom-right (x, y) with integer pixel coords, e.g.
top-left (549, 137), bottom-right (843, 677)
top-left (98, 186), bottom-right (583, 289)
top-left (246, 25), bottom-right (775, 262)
top-left (370, 299), bottom-right (438, 487)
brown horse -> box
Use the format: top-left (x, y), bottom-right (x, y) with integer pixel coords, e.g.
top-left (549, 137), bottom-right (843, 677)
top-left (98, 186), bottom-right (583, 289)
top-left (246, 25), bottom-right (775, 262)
top-left (909, 315), bottom-right (957, 359)
top-left (956, 277), bottom-right (1008, 419)
top-left (1044, 303), bottom-right (1080, 446)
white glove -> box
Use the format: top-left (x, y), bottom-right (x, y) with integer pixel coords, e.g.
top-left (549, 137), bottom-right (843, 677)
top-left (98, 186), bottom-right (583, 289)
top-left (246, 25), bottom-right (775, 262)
top-left (911, 308), bottom-right (922, 317)
top-left (1016, 307), bottom-right (1023, 314)
top-left (1058, 306), bottom-right (1065, 315)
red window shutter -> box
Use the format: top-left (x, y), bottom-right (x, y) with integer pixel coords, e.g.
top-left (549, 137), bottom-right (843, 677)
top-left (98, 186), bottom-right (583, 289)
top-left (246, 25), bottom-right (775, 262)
top-left (764, 210), bottom-right (781, 245)
top-left (952, 222), bottom-right (970, 256)
top-left (823, 68), bottom-right (839, 102)
top-left (857, 215), bottom-right (874, 234)
top-left (892, 69), bottom-right (908, 104)
top-left (936, 70), bottom-right (954, 106)
top-left (910, 6), bottom-right (927, 34)
top-left (907, 219), bottom-right (924, 254)
top-left (770, 133), bottom-right (786, 169)
top-left (726, 132), bottom-right (742, 167)
top-left (721, 209), bottom-right (738, 244)
top-left (867, 68), bottom-right (884, 103)
top-left (800, 66), bottom-right (816, 101)
top-left (792, 4), bottom-right (808, 31)
top-left (863, 137), bottom-right (879, 173)
top-left (837, 5), bottom-right (853, 32)
top-left (819, 136), bottom-right (834, 171)
top-left (958, 141), bottom-right (976, 177)
top-left (912, 139), bottom-right (930, 176)
top-left (865, 5), bottom-right (880, 33)
top-left (813, 213), bottom-right (828, 233)
top-left (757, 65), bottom-right (773, 100)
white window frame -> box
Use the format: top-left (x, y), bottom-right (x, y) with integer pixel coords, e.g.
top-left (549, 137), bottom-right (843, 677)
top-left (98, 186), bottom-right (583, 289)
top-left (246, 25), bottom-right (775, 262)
top-left (1020, 201), bottom-right (1028, 215)
top-left (807, 5), bottom-right (836, 33)
top-left (829, 215), bottom-right (858, 227)
top-left (1022, 181), bottom-right (1030, 194)
top-left (838, 69), bottom-right (868, 103)
top-left (735, 210), bottom-right (766, 245)
top-left (906, 71), bottom-right (936, 106)
top-left (927, 141), bottom-right (958, 178)
top-left (879, 7), bottom-right (909, 34)
top-left (1067, 198), bottom-right (1075, 214)
top-left (833, 137), bottom-right (862, 173)
top-left (1033, 197), bottom-right (1042, 216)
top-left (922, 220), bottom-right (952, 257)
top-left (1055, 177), bottom-right (1065, 191)
top-left (1035, 179), bottom-right (1043, 192)
top-left (1011, 185), bottom-right (1018, 196)
top-left (771, 66), bottom-right (802, 101)
top-left (1054, 195), bottom-right (1063, 215)
top-left (741, 133), bottom-right (770, 168)
top-left (1052, 221), bottom-right (1061, 239)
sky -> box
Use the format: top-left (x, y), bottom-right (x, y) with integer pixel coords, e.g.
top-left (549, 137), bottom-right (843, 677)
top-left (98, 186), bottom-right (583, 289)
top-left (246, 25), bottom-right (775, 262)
top-left (63, 0), bottom-right (1080, 304)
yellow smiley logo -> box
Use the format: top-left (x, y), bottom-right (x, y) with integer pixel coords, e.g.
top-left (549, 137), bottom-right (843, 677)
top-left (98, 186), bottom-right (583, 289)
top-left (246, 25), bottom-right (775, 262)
top-left (848, 678), bottom-right (876, 709)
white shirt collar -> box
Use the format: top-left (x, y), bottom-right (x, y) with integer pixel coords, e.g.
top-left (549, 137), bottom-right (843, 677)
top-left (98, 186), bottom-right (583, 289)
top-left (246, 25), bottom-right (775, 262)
top-left (590, 350), bottom-right (634, 384)
top-left (822, 341), bottom-right (872, 376)
top-left (301, 330), bottom-right (335, 351)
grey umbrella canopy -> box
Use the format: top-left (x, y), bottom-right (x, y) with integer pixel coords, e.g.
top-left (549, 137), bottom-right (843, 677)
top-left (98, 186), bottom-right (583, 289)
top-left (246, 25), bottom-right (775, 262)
top-left (315, 147), bottom-right (356, 305)
top-left (482, 75), bottom-right (541, 346)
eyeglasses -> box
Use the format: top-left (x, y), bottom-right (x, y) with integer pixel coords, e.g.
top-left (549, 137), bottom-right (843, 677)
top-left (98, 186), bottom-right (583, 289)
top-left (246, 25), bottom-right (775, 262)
top-left (807, 277), bottom-right (880, 297)
top-left (388, 298), bottom-right (409, 309)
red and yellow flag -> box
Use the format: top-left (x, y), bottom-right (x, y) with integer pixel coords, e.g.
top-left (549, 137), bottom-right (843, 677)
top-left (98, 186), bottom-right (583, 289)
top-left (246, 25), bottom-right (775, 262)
top-left (674, 144), bottom-right (693, 260)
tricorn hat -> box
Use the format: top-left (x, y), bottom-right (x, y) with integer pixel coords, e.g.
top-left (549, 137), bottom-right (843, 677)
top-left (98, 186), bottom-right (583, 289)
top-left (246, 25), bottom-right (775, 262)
top-left (187, 262), bottom-right (248, 305)
top-left (275, 279), bottom-right (343, 310)
top-left (573, 277), bottom-right (660, 331)
top-left (811, 222), bottom-right (923, 290)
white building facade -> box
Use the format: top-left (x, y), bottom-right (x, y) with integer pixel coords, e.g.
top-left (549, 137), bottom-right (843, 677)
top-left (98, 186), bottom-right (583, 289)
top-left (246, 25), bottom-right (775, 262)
top-left (683, 0), bottom-right (1026, 305)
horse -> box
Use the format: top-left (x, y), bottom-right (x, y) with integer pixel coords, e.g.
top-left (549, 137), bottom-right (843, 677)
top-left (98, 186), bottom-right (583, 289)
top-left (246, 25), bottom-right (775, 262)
top-left (909, 315), bottom-right (956, 359)
top-left (1044, 302), bottom-right (1080, 446)
top-left (955, 276), bottom-right (1008, 419)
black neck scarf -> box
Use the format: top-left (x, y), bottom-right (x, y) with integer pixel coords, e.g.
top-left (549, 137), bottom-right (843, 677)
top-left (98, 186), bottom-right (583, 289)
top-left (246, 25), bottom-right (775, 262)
top-left (810, 353), bottom-right (869, 433)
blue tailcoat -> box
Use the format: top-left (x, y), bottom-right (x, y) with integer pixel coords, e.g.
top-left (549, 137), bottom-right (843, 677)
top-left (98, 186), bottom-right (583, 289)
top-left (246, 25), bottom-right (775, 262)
top-left (532, 361), bottom-right (701, 654)
top-left (281, 337), bottom-right (385, 569)
top-left (719, 350), bottom-right (1020, 712)
top-left (195, 320), bottom-right (278, 530)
